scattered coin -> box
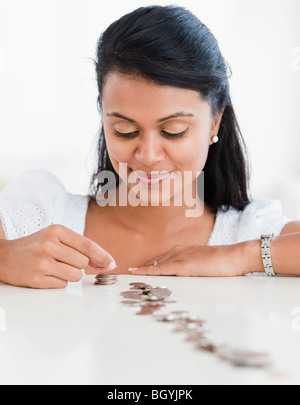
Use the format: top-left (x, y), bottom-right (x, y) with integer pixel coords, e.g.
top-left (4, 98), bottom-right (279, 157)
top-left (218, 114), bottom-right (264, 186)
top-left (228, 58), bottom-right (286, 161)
top-left (154, 313), bottom-right (178, 322)
top-left (170, 310), bottom-right (190, 318)
top-left (120, 281), bottom-right (273, 371)
top-left (217, 347), bottom-right (272, 368)
top-left (130, 283), bottom-right (153, 290)
top-left (121, 285), bottom-right (172, 302)
top-left (136, 304), bottom-right (165, 315)
top-left (184, 330), bottom-right (205, 342)
top-left (148, 287), bottom-right (172, 299)
top-left (129, 282), bottom-right (149, 288)
top-left (141, 295), bottom-right (161, 302)
top-left (141, 301), bottom-right (165, 308)
top-left (120, 291), bottom-right (143, 299)
top-left (195, 338), bottom-right (216, 353)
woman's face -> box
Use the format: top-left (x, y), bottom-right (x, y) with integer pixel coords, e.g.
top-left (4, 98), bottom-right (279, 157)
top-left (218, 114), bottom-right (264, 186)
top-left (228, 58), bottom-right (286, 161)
top-left (101, 72), bottom-right (223, 205)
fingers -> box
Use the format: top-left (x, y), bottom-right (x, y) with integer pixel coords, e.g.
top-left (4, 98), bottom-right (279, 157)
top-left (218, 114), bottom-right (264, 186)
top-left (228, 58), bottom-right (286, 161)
top-left (142, 245), bottom-right (182, 267)
top-left (50, 225), bottom-right (117, 270)
top-left (29, 264), bottom-right (81, 289)
top-left (47, 260), bottom-right (83, 283)
top-left (142, 252), bottom-right (172, 267)
top-left (129, 261), bottom-right (181, 276)
top-left (43, 276), bottom-right (69, 289)
top-left (51, 243), bottom-right (90, 270)
top-left (143, 255), bottom-right (165, 267)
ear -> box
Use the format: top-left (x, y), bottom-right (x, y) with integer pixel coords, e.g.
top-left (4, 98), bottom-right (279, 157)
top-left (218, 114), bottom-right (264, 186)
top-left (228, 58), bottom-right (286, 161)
top-left (209, 109), bottom-right (224, 145)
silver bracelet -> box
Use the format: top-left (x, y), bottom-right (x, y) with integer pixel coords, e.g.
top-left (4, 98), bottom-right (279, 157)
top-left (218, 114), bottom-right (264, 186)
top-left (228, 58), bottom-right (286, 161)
top-left (261, 234), bottom-right (276, 276)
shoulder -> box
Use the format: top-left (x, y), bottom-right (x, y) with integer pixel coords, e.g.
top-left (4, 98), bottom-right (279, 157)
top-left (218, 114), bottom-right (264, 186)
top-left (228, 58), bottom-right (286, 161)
top-left (0, 169), bottom-right (66, 198)
top-left (0, 169), bottom-right (89, 239)
top-left (209, 199), bottom-right (291, 245)
top-left (236, 199), bottom-right (287, 226)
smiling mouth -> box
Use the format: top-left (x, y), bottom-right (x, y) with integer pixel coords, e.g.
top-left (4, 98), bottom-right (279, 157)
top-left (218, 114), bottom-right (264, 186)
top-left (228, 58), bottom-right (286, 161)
top-left (131, 170), bottom-right (173, 185)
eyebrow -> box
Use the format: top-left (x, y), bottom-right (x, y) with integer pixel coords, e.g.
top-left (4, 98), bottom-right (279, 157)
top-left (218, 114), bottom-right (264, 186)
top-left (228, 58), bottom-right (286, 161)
top-left (106, 111), bottom-right (194, 123)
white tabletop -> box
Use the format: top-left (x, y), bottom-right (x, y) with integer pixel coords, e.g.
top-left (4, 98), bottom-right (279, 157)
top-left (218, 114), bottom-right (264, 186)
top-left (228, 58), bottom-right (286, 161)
top-left (1, 273), bottom-right (300, 385)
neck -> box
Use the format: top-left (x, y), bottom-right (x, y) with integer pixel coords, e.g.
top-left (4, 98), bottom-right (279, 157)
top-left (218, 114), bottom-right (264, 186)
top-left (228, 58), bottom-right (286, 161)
top-left (100, 180), bottom-right (208, 237)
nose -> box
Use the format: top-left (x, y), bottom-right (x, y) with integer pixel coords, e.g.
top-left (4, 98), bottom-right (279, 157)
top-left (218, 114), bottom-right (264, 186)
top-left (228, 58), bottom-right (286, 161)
top-left (134, 133), bottom-right (165, 166)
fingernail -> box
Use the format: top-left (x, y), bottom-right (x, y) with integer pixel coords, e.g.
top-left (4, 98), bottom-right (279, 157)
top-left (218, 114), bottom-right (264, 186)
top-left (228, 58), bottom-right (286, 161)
top-left (109, 261), bottom-right (117, 270)
top-left (128, 267), bottom-right (138, 271)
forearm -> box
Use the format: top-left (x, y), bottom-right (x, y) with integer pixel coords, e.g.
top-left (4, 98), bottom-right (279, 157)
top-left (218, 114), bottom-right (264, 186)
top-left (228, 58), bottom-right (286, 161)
top-left (0, 240), bottom-right (9, 283)
top-left (237, 233), bottom-right (300, 276)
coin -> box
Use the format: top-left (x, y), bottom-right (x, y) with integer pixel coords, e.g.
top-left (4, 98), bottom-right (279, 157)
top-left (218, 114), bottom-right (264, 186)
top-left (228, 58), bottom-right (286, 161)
top-left (196, 338), bottom-right (216, 353)
top-left (149, 287), bottom-right (172, 299)
top-left (184, 330), bottom-right (205, 342)
top-left (94, 273), bottom-right (118, 285)
top-left (230, 350), bottom-right (272, 368)
top-left (94, 280), bottom-right (117, 285)
top-left (182, 316), bottom-right (206, 326)
top-left (130, 284), bottom-right (153, 290)
top-left (95, 274), bottom-right (118, 280)
top-left (120, 281), bottom-right (274, 371)
top-left (129, 282), bottom-right (148, 288)
top-left (95, 277), bottom-right (118, 281)
top-left (141, 295), bottom-right (161, 302)
top-left (141, 288), bottom-right (154, 294)
top-left (120, 291), bottom-right (143, 299)
top-left (136, 309), bottom-right (156, 315)
top-left (136, 304), bottom-right (165, 315)
top-left (153, 313), bottom-right (177, 322)
top-left (142, 301), bottom-right (165, 308)
top-left (151, 285), bottom-right (168, 289)
top-left (217, 347), bottom-right (272, 368)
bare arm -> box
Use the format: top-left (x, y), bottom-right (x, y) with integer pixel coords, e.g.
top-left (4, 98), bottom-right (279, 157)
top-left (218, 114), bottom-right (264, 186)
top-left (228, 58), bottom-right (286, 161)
top-left (129, 221), bottom-right (300, 277)
top-left (238, 221), bottom-right (300, 276)
top-left (0, 221), bottom-right (5, 240)
top-left (0, 223), bottom-right (117, 288)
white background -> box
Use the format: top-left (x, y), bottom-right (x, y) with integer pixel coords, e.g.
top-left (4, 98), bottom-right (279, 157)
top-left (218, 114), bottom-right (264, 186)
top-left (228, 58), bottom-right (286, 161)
top-left (0, 0), bottom-right (299, 218)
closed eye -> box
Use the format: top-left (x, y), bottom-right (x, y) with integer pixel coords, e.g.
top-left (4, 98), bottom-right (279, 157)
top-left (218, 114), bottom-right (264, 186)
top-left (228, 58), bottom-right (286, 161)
top-left (161, 128), bottom-right (189, 138)
top-left (113, 128), bottom-right (189, 139)
top-left (113, 130), bottom-right (139, 138)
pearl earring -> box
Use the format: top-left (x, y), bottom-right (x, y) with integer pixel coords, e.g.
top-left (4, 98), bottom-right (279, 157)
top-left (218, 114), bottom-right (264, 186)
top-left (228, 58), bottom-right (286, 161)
top-left (212, 135), bottom-right (219, 144)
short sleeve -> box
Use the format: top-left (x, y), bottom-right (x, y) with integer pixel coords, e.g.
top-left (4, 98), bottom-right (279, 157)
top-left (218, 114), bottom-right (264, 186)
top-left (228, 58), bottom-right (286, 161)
top-left (236, 199), bottom-right (291, 241)
top-left (0, 169), bottom-right (89, 240)
top-left (208, 199), bottom-right (292, 246)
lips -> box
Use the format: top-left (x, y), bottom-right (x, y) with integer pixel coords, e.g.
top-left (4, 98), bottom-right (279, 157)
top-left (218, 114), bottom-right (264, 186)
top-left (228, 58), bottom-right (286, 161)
top-left (131, 170), bottom-right (172, 185)
top-left (134, 170), bottom-right (171, 179)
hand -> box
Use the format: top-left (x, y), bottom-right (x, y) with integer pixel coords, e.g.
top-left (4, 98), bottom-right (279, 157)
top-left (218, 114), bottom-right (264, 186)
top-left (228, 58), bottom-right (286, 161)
top-left (0, 224), bottom-right (117, 289)
top-left (129, 244), bottom-right (242, 277)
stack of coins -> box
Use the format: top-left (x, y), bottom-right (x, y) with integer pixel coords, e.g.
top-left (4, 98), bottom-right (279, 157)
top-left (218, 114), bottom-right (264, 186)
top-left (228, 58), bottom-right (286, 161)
top-left (94, 273), bottom-right (118, 285)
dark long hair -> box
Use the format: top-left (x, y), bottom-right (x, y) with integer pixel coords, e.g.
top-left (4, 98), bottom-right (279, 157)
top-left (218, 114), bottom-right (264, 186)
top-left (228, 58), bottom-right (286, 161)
top-left (90, 5), bottom-right (251, 213)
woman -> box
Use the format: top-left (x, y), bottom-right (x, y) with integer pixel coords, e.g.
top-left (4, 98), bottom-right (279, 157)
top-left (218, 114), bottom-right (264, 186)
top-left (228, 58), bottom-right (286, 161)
top-left (0, 5), bottom-right (299, 289)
